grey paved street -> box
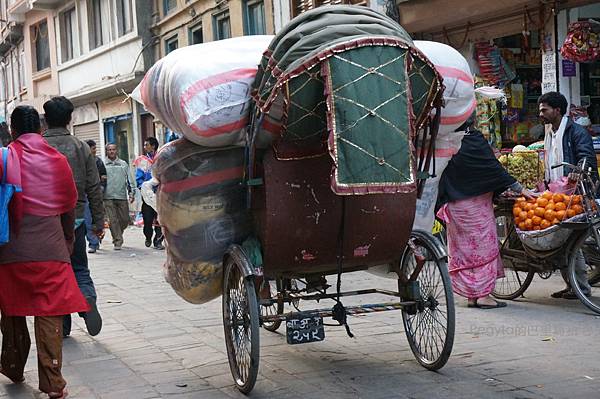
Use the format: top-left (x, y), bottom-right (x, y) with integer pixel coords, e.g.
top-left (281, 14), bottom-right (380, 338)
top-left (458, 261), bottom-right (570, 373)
top-left (2, 227), bottom-right (600, 399)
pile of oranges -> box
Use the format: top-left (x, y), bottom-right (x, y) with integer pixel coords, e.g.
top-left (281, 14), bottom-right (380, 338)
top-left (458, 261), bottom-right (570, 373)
top-left (513, 191), bottom-right (584, 231)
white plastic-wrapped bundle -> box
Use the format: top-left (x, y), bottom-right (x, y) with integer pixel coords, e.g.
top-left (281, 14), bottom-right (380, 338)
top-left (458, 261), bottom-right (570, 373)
top-left (132, 35), bottom-right (273, 147)
top-left (410, 41), bottom-right (475, 232)
top-left (154, 139), bottom-right (252, 301)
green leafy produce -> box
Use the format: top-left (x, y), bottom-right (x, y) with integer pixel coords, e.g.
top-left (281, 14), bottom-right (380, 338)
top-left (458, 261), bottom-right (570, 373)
top-left (498, 151), bottom-right (544, 189)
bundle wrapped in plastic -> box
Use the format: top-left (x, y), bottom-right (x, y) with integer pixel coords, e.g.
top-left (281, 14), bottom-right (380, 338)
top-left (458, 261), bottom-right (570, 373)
top-left (154, 139), bottom-right (253, 302)
top-left (132, 35), bottom-right (273, 147)
top-left (163, 252), bottom-right (222, 305)
top-left (411, 41), bottom-right (474, 232)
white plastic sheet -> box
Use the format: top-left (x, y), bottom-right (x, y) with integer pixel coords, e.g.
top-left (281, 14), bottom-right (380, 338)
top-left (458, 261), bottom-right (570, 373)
top-left (132, 35), bottom-right (274, 147)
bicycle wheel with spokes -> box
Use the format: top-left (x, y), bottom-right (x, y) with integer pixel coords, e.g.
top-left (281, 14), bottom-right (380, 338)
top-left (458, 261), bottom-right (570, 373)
top-left (260, 279), bottom-right (283, 332)
top-left (401, 231), bottom-right (455, 371)
top-left (492, 215), bottom-right (535, 300)
top-left (222, 256), bottom-right (260, 394)
top-left (569, 232), bottom-right (600, 314)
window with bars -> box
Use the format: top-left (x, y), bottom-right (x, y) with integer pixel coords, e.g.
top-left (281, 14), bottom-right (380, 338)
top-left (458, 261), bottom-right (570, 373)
top-left (60, 7), bottom-right (77, 62)
top-left (163, 0), bottom-right (177, 15)
top-left (189, 22), bottom-right (203, 45)
top-left (31, 19), bottom-right (50, 72)
top-left (165, 34), bottom-right (178, 54)
top-left (290, 0), bottom-right (368, 18)
top-left (243, 0), bottom-right (266, 35)
top-left (116, 0), bottom-right (133, 36)
top-left (88, 0), bottom-right (104, 49)
top-left (213, 11), bottom-right (231, 40)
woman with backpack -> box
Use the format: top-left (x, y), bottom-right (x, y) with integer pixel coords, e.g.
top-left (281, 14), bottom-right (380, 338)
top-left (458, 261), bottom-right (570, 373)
top-left (0, 105), bottom-right (89, 399)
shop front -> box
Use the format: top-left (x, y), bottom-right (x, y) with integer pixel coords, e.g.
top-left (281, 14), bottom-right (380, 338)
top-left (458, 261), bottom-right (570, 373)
top-left (397, 0), bottom-right (599, 149)
top-left (557, 2), bottom-right (600, 133)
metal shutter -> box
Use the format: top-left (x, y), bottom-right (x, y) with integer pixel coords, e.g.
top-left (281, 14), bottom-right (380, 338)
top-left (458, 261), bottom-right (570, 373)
top-left (73, 121), bottom-right (100, 144)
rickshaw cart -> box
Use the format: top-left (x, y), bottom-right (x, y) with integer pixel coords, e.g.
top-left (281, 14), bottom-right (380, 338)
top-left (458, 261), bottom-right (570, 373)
top-left (220, 6), bottom-right (455, 394)
top-left (493, 160), bottom-right (600, 314)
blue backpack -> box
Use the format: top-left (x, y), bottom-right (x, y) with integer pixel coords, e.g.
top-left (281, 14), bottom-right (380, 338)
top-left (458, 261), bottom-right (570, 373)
top-left (0, 147), bottom-right (19, 245)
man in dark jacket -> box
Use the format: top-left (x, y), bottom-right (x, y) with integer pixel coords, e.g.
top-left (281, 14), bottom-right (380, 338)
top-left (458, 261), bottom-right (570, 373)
top-left (539, 91), bottom-right (596, 300)
top-left (539, 92), bottom-right (598, 183)
top-left (43, 96), bottom-right (104, 337)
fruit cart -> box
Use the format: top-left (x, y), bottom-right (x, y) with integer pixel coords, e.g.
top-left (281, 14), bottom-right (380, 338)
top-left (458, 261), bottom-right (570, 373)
top-left (220, 6), bottom-right (455, 394)
top-left (493, 159), bottom-right (600, 314)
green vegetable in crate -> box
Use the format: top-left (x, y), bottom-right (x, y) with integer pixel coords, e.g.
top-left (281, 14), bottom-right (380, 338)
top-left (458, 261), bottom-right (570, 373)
top-left (498, 151), bottom-right (544, 189)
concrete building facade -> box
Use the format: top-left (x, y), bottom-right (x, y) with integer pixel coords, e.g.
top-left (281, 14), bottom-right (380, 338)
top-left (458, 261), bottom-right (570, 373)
top-left (2, 0), bottom-right (155, 163)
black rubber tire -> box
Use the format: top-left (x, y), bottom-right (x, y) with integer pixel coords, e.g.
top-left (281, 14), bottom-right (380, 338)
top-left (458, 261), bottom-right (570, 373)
top-left (222, 256), bottom-right (260, 394)
top-left (401, 231), bottom-right (455, 371)
top-left (569, 233), bottom-right (600, 314)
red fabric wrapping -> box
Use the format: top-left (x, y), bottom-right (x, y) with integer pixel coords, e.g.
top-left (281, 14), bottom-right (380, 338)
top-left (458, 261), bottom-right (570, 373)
top-left (0, 261), bottom-right (89, 316)
top-left (6, 133), bottom-right (77, 218)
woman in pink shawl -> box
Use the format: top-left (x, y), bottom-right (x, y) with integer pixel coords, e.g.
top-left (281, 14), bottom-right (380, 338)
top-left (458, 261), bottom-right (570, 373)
top-left (0, 106), bottom-right (89, 398)
top-left (437, 125), bottom-right (535, 309)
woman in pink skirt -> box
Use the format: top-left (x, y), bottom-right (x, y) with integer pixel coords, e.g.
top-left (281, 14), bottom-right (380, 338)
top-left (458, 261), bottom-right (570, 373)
top-left (437, 125), bottom-right (534, 309)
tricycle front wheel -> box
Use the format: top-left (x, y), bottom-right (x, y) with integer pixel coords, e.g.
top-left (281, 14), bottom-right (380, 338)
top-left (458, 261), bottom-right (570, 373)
top-left (222, 254), bottom-right (260, 394)
top-left (401, 231), bottom-right (455, 371)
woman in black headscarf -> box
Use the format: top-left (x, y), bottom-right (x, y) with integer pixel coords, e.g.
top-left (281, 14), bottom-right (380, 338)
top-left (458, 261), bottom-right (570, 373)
top-left (437, 123), bottom-right (535, 309)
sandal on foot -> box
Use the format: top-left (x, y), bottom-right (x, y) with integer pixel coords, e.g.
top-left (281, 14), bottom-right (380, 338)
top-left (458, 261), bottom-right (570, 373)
top-left (551, 288), bottom-right (571, 298)
top-left (0, 368), bottom-right (24, 383)
top-left (468, 300), bottom-right (507, 309)
top-left (48, 388), bottom-right (68, 399)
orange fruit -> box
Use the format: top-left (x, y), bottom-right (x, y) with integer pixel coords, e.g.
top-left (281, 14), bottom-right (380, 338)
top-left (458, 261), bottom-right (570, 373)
top-left (572, 204), bottom-right (583, 214)
top-left (525, 219), bottom-right (533, 229)
top-left (567, 209), bottom-right (577, 218)
top-left (533, 225), bottom-right (542, 230)
top-left (527, 210), bottom-right (535, 219)
top-left (545, 203), bottom-right (555, 211)
top-left (542, 191), bottom-right (553, 200)
top-left (552, 218), bottom-right (560, 225)
top-left (527, 203), bottom-right (537, 211)
top-left (564, 195), bottom-right (573, 204)
top-left (513, 207), bottom-right (522, 217)
top-left (534, 207), bottom-right (546, 217)
top-left (552, 193), bottom-right (564, 203)
top-left (554, 202), bottom-right (566, 211)
top-left (518, 221), bottom-right (527, 230)
top-left (532, 216), bottom-right (542, 225)
top-left (555, 210), bottom-right (566, 220)
top-left (536, 198), bottom-right (549, 207)
top-left (519, 211), bottom-right (528, 220)
top-left (540, 219), bottom-right (551, 229)
top-left (572, 195), bottom-right (582, 204)
top-left (544, 209), bottom-right (555, 221)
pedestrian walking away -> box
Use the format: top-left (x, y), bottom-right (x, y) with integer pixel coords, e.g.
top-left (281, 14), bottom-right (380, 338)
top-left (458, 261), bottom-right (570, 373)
top-left (43, 96), bottom-right (104, 337)
top-left (0, 105), bottom-right (89, 399)
top-left (84, 139), bottom-right (107, 254)
top-left (135, 137), bottom-right (164, 250)
top-left (104, 143), bottom-right (134, 250)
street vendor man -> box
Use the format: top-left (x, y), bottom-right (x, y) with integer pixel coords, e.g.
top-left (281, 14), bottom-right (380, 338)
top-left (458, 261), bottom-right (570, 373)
top-left (539, 91), bottom-right (597, 299)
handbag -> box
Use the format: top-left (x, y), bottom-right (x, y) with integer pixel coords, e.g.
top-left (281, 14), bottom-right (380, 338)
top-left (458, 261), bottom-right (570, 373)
top-left (0, 147), bottom-right (17, 244)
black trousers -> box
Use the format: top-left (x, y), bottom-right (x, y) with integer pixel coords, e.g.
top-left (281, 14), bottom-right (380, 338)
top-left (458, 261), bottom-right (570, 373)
top-left (141, 201), bottom-right (163, 244)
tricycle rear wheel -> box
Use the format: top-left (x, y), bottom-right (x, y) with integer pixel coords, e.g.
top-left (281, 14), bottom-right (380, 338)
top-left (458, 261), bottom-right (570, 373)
top-left (222, 254), bottom-right (260, 394)
top-left (401, 231), bottom-right (455, 371)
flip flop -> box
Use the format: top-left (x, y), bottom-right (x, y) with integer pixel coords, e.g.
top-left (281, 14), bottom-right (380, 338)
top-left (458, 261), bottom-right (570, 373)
top-left (551, 288), bottom-right (570, 298)
top-left (468, 300), bottom-right (507, 309)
